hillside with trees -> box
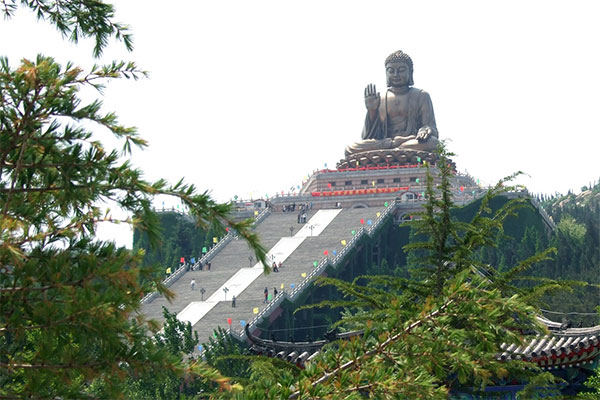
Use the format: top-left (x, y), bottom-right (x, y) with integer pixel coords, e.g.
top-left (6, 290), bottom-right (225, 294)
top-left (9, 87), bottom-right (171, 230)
top-left (2, 1), bottom-right (597, 397)
top-left (136, 183), bottom-right (600, 324)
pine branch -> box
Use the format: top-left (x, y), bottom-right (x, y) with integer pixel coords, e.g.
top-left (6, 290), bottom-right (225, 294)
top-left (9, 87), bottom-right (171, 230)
top-left (288, 299), bottom-right (453, 399)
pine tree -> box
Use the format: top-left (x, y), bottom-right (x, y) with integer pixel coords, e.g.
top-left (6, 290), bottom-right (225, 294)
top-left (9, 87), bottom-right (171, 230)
top-left (0, 2), bottom-right (266, 398)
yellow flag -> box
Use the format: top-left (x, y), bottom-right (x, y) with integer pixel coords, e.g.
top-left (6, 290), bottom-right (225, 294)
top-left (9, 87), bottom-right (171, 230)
top-left (253, 307), bottom-right (259, 314)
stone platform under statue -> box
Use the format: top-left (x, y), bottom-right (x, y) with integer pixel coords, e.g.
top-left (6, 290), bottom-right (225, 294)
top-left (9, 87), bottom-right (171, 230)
top-left (337, 148), bottom-right (444, 170)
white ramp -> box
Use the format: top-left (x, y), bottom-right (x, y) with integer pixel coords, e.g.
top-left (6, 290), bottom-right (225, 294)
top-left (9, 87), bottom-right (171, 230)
top-left (177, 209), bottom-right (341, 326)
top-left (177, 301), bottom-right (218, 326)
top-left (295, 209), bottom-right (341, 237)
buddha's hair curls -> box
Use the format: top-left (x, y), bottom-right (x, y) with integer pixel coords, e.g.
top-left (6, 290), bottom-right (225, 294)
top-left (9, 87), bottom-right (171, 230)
top-left (385, 50), bottom-right (413, 69)
top-left (385, 50), bottom-right (414, 86)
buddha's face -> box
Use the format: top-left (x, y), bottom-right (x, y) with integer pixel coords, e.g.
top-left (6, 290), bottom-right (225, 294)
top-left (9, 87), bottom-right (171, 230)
top-left (386, 61), bottom-right (411, 88)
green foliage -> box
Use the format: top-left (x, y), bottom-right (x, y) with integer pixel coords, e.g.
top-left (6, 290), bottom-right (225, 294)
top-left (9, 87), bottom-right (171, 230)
top-left (0, 3), bottom-right (266, 398)
top-left (237, 272), bottom-right (551, 399)
top-left (114, 309), bottom-right (240, 400)
top-left (203, 327), bottom-right (252, 381)
top-left (403, 146), bottom-right (555, 301)
top-left (471, 182), bottom-right (600, 323)
top-left (133, 211), bottom-right (226, 273)
top-left (536, 182), bottom-right (599, 286)
top-left (233, 359), bottom-right (298, 400)
top-left (583, 365), bottom-right (600, 399)
top-left (582, 306), bottom-right (600, 399)
top-left (156, 307), bottom-right (199, 357)
top-left (516, 371), bottom-right (562, 399)
top-left (1, 0), bottom-right (133, 57)
top-left (557, 215), bottom-right (587, 241)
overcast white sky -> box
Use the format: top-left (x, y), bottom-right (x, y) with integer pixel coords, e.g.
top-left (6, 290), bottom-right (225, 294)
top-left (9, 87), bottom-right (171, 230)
top-left (2, 0), bottom-right (599, 245)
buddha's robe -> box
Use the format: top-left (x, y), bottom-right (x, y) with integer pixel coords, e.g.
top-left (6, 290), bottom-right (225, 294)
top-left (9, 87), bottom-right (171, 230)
top-left (345, 87), bottom-right (439, 156)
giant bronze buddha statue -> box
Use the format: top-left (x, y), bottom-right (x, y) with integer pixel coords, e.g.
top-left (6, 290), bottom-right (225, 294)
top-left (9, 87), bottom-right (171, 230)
top-left (342, 50), bottom-right (439, 166)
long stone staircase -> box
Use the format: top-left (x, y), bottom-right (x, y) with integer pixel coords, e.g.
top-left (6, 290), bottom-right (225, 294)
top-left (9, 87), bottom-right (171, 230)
top-left (140, 211), bottom-right (309, 321)
top-left (140, 205), bottom-right (388, 346)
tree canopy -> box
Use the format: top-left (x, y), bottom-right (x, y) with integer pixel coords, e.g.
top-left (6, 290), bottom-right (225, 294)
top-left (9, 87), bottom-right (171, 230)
top-left (0, 2), bottom-right (266, 398)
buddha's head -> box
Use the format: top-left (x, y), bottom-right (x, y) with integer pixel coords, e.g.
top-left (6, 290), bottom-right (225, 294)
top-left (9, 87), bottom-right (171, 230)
top-left (385, 50), bottom-right (414, 88)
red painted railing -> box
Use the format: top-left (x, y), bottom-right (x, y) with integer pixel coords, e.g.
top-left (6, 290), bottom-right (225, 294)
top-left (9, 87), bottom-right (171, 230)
top-left (317, 164), bottom-right (421, 174)
top-left (311, 186), bottom-right (411, 197)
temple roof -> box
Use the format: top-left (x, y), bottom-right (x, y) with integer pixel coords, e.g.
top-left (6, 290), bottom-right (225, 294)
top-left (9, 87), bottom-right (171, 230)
top-left (245, 319), bottom-right (600, 369)
top-left (499, 324), bottom-right (600, 370)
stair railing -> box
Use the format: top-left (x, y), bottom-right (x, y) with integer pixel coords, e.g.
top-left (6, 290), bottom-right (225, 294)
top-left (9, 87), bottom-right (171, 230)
top-left (141, 207), bottom-right (272, 305)
top-left (229, 189), bottom-right (552, 341)
top-left (192, 207), bottom-right (272, 270)
top-left (233, 200), bottom-right (399, 340)
top-left (528, 195), bottom-right (556, 231)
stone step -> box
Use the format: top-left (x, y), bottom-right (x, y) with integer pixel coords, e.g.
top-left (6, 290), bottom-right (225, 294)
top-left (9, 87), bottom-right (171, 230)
top-left (142, 206), bottom-right (385, 346)
top-left (190, 207), bottom-right (384, 345)
top-left (140, 210), bottom-right (316, 322)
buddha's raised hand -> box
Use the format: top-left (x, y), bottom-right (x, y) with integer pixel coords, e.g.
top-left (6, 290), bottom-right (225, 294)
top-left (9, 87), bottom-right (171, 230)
top-left (364, 83), bottom-right (380, 112)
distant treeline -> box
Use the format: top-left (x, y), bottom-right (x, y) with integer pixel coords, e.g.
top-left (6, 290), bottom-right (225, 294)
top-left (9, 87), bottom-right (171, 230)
top-left (470, 181), bottom-right (600, 324)
top-left (133, 212), bottom-right (226, 275)
top-left (536, 181), bottom-right (599, 323)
